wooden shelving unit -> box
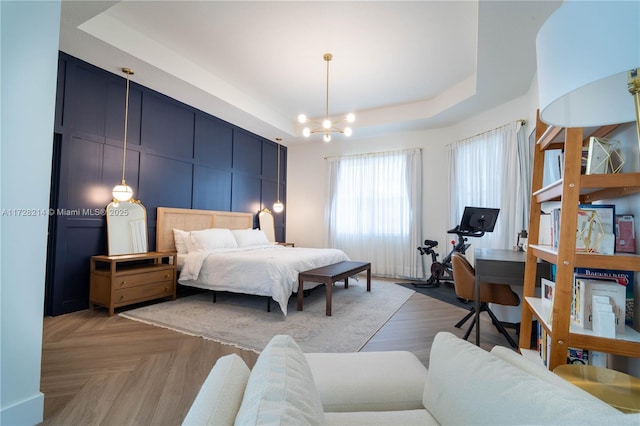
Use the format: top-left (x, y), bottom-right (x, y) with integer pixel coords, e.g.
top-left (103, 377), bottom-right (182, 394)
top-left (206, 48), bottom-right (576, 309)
top-left (518, 111), bottom-right (640, 370)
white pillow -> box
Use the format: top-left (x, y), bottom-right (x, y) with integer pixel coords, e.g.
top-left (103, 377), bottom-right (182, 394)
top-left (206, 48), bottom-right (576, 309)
top-left (173, 229), bottom-right (194, 254)
top-left (234, 335), bottom-right (325, 426)
top-left (190, 228), bottom-right (238, 251)
top-left (182, 354), bottom-right (250, 426)
top-left (232, 229), bottom-right (271, 247)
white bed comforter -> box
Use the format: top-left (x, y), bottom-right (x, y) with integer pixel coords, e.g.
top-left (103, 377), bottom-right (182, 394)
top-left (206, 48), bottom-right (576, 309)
top-left (178, 245), bottom-right (349, 315)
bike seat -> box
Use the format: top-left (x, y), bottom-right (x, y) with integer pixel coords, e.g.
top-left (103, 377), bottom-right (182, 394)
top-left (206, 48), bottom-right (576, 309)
top-left (423, 239), bottom-right (438, 247)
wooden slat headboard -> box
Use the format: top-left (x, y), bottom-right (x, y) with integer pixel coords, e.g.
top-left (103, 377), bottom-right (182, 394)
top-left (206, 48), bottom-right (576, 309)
top-left (156, 207), bottom-right (254, 252)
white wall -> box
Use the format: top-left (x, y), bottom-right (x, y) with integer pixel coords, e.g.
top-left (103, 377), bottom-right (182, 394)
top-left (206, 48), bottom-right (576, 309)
top-left (287, 80), bottom-right (539, 273)
top-left (287, 127), bottom-right (453, 259)
top-left (0, 2), bottom-right (61, 424)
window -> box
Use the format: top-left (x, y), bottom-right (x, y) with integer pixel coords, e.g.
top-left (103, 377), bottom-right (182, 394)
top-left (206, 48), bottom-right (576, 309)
top-left (449, 121), bottom-right (529, 249)
top-left (327, 149), bottom-right (422, 278)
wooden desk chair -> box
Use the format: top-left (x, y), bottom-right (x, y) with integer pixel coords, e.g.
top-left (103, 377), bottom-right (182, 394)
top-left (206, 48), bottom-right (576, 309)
top-left (451, 252), bottom-right (520, 348)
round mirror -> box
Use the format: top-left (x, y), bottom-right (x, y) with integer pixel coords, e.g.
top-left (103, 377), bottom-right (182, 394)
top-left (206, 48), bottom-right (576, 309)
top-left (106, 201), bottom-right (148, 255)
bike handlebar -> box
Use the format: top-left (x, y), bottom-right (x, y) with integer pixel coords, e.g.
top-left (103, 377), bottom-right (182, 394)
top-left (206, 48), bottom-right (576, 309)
top-left (446, 225), bottom-right (485, 238)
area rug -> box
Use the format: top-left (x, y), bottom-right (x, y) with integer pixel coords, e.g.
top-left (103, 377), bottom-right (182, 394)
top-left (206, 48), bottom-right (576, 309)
top-left (120, 280), bottom-right (414, 353)
top-left (396, 281), bottom-right (471, 310)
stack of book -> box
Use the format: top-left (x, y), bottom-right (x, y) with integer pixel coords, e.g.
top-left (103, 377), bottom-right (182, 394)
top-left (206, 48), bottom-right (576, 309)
top-left (537, 268), bottom-right (632, 367)
top-left (571, 270), bottom-right (627, 333)
top-left (545, 204), bottom-right (625, 255)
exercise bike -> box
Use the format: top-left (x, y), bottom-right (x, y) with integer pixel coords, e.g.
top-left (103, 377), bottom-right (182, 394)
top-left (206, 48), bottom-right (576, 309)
top-left (413, 207), bottom-right (500, 288)
top-left (414, 227), bottom-right (476, 287)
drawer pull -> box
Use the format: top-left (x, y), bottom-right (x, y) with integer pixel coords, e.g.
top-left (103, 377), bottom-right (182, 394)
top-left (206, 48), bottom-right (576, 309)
top-left (165, 274), bottom-right (170, 279)
top-left (120, 281), bottom-right (127, 286)
top-left (119, 295), bottom-right (124, 300)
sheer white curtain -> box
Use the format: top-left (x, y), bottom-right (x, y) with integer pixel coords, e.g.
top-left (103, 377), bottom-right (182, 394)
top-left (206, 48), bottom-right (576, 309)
top-left (326, 149), bottom-right (423, 279)
top-left (517, 125), bottom-right (533, 227)
top-left (448, 122), bottom-right (527, 250)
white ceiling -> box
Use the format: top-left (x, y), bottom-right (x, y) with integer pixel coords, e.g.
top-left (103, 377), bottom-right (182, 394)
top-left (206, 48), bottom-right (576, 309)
top-left (59, 1), bottom-right (562, 144)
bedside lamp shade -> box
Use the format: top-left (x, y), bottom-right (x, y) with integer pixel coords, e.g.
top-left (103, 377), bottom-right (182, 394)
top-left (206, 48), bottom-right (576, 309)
top-left (536, 0), bottom-right (640, 127)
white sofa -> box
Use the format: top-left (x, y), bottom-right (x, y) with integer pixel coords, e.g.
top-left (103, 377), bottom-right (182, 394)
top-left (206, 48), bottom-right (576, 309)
top-left (183, 332), bottom-right (640, 425)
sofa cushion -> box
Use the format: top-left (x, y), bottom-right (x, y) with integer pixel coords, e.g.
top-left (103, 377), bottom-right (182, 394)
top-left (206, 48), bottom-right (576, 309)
top-left (324, 409), bottom-right (438, 426)
top-left (234, 335), bottom-right (325, 426)
top-left (182, 353), bottom-right (250, 426)
top-left (423, 332), bottom-right (622, 425)
top-left (305, 351), bottom-right (427, 412)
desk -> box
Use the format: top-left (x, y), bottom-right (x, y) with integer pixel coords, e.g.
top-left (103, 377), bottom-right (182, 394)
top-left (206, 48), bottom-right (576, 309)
top-left (473, 248), bottom-right (551, 346)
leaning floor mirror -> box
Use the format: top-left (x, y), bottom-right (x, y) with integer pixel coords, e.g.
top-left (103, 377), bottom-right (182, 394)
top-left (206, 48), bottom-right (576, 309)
top-left (258, 208), bottom-right (276, 243)
top-left (106, 200), bottom-right (148, 255)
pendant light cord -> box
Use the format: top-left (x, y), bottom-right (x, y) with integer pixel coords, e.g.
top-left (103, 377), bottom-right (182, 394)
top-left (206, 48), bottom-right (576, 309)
top-left (276, 144), bottom-right (280, 200)
top-left (121, 68), bottom-right (133, 185)
top-left (325, 56), bottom-right (330, 122)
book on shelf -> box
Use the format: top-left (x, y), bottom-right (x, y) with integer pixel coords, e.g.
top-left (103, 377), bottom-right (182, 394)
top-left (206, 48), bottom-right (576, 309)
top-left (557, 152), bottom-right (564, 179)
top-left (615, 214), bottom-right (636, 254)
top-left (538, 326), bottom-right (601, 367)
top-left (541, 278), bottom-right (555, 323)
top-left (574, 267), bottom-right (634, 326)
top-left (572, 271), bottom-right (627, 333)
top-left (580, 146), bottom-right (590, 174)
top-left (543, 149), bottom-right (563, 185)
top-left (549, 208), bottom-right (561, 249)
top-left (539, 212), bottom-right (552, 246)
top-left (567, 347), bottom-right (589, 365)
top-left (589, 351), bottom-right (608, 368)
top-left (538, 323), bottom-right (551, 366)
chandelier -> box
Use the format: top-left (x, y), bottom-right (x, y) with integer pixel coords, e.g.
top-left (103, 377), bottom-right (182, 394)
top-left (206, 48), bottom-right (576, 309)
top-left (297, 53), bottom-right (355, 142)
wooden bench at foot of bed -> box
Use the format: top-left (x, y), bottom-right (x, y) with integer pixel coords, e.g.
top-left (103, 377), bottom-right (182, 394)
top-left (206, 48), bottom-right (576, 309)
top-left (297, 261), bottom-right (371, 316)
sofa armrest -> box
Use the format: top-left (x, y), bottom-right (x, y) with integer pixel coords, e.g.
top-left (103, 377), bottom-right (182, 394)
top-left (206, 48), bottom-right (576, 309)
top-left (304, 351), bottom-right (427, 412)
top-left (182, 354), bottom-right (249, 426)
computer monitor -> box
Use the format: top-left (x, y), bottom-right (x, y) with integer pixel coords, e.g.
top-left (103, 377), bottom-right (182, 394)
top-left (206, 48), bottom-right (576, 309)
top-left (458, 207), bottom-right (500, 233)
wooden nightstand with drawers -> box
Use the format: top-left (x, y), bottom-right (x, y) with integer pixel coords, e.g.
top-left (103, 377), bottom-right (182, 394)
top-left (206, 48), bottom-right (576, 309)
top-left (89, 251), bottom-right (177, 316)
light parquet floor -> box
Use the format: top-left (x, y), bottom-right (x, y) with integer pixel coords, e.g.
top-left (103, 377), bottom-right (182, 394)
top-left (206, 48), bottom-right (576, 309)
top-left (40, 285), bottom-right (517, 426)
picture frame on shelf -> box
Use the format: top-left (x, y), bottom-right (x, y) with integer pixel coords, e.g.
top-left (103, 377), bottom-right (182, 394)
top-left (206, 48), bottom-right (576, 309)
top-left (542, 278), bottom-right (555, 323)
top-left (575, 204), bottom-right (615, 254)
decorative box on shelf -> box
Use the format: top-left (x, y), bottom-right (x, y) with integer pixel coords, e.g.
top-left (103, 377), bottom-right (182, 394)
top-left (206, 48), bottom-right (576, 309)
top-left (89, 251), bottom-right (177, 316)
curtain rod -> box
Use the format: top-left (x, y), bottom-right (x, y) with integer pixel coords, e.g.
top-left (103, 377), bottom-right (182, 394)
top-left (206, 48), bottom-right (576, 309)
top-left (459, 119), bottom-right (526, 142)
top-left (324, 147), bottom-right (421, 160)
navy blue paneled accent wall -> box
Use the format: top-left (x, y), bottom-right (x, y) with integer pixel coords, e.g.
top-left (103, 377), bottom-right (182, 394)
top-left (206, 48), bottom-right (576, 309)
top-left (46, 52), bottom-right (287, 316)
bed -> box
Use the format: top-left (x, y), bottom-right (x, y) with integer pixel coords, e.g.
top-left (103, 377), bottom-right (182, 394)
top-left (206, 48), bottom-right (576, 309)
top-left (156, 207), bottom-right (350, 315)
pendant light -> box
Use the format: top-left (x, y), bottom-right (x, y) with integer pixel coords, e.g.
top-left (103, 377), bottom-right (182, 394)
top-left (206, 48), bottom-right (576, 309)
top-left (112, 67), bottom-right (135, 202)
top-left (273, 138), bottom-right (284, 213)
top-left (297, 53), bottom-right (355, 142)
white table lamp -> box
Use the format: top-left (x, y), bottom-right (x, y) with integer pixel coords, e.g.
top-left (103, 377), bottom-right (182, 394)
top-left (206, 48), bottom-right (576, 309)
top-left (536, 0), bottom-right (640, 135)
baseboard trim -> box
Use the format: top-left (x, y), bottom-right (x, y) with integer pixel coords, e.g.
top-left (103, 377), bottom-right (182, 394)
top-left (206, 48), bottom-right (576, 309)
top-left (0, 392), bottom-right (44, 426)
